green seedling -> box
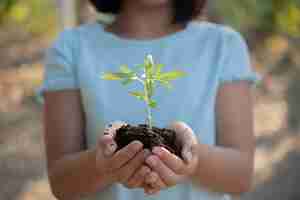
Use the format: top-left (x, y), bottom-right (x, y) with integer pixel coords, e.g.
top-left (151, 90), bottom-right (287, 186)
top-left (101, 54), bottom-right (186, 129)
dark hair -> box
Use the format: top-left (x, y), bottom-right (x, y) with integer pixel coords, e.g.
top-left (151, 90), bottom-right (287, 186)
top-left (89, 0), bottom-right (207, 24)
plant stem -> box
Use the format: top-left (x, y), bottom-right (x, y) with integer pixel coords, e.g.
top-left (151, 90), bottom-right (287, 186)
top-left (143, 80), bottom-right (153, 129)
top-left (143, 63), bottom-right (153, 129)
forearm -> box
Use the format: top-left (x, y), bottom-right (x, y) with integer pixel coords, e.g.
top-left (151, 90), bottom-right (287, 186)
top-left (191, 143), bottom-right (254, 194)
top-left (48, 149), bottom-right (113, 200)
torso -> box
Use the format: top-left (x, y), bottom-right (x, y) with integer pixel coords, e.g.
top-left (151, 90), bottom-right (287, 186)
top-left (72, 21), bottom-right (232, 200)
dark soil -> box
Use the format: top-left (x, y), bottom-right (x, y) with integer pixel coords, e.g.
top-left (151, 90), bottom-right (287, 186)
top-left (114, 124), bottom-right (182, 158)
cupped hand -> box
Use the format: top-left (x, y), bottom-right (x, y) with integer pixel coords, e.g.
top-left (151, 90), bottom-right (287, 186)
top-left (96, 121), bottom-right (152, 189)
top-left (144, 121), bottom-right (199, 194)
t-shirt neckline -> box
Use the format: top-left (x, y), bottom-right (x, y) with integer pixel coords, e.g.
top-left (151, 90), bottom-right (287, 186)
top-left (95, 21), bottom-right (196, 46)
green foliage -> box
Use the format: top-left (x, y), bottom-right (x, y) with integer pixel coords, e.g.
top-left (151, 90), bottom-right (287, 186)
top-left (157, 71), bottom-right (187, 81)
top-left (215, 0), bottom-right (300, 37)
top-left (0, 0), bottom-right (57, 35)
top-left (0, 0), bottom-right (18, 22)
top-left (101, 54), bottom-right (186, 128)
top-left (276, 2), bottom-right (300, 36)
top-left (129, 91), bottom-right (146, 101)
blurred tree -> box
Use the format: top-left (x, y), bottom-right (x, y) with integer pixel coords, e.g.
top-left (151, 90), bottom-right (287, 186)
top-left (0, 0), bottom-right (57, 35)
top-left (276, 0), bottom-right (300, 37)
top-left (214, 0), bottom-right (300, 37)
top-left (0, 0), bottom-right (18, 23)
top-left (206, 0), bottom-right (223, 23)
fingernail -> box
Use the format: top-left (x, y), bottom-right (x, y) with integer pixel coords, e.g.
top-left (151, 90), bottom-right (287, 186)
top-left (110, 143), bottom-right (117, 152)
top-left (152, 147), bottom-right (163, 156)
top-left (149, 174), bottom-right (157, 183)
top-left (143, 166), bottom-right (151, 175)
top-left (145, 190), bottom-right (152, 196)
top-left (104, 148), bottom-right (113, 157)
top-left (104, 131), bottom-right (109, 135)
top-left (147, 189), bottom-right (158, 195)
top-left (144, 149), bottom-right (151, 157)
top-left (132, 141), bottom-right (143, 150)
top-left (103, 127), bottom-right (113, 135)
top-left (146, 156), bottom-right (157, 166)
top-left (105, 142), bottom-right (117, 155)
top-left (145, 188), bottom-right (155, 196)
top-left (184, 150), bottom-right (192, 163)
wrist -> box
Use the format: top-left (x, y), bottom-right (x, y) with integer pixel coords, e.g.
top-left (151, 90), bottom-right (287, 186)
top-left (188, 143), bottom-right (201, 178)
top-left (93, 148), bottom-right (116, 186)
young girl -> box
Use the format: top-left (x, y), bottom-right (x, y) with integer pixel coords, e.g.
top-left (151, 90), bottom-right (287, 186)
top-left (39, 0), bottom-right (259, 199)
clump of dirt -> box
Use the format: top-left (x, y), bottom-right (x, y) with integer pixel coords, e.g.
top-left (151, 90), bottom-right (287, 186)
top-left (115, 124), bottom-right (182, 158)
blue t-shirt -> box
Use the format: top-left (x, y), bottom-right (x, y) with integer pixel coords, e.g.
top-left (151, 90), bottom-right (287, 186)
top-left (38, 20), bottom-right (259, 200)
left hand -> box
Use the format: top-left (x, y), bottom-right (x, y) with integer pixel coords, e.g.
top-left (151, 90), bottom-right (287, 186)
top-left (144, 121), bottom-right (199, 195)
top-left (103, 121), bottom-right (152, 189)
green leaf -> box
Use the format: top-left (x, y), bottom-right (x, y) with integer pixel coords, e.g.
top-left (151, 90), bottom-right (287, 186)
top-left (129, 91), bottom-right (146, 101)
top-left (145, 79), bottom-right (155, 98)
top-left (102, 72), bottom-right (137, 80)
top-left (121, 78), bottom-right (134, 85)
top-left (136, 64), bottom-right (145, 68)
top-left (158, 80), bottom-right (173, 89)
top-left (155, 64), bottom-right (165, 75)
top-left (148, 99), bottom-right (157, 108)
top-left (144, 55), bottom-right (155, 79)
top-left (144, 59), bottom-right (150, 70)
top-left (101, 73), bottom-right (123, 80)
top-left (158, 70), bottom-right (186, 81)
top-left (134, 64), bottom-right (145, 70)
top-left (120, 65), bottom-right (132, 74)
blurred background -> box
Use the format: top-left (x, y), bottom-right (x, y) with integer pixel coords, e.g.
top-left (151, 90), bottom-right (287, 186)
top-left (0, 0), bottom-right (299, 199)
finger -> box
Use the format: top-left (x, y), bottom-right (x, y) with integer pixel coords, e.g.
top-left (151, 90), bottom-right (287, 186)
top-left (181, 133), bottom-right (198, 164)
top-left (182, 141), bottom-right (193, 164)
top-left (168, 121), bottom-right (197, 163)
top-left (168, 121), bottom-right (194, 142)
top-left (152, 146), bottom-right (186, 174)
top-left (98, 134), bottom-right (117, 157)
top-left (145, 171), bottom-right (166, 190)
top-left (167, 121), bottom-right (187, 137)
top-left (104, 121), bottom-right (127, 137)
top-left (185, 144), bottom-right (199, 175)
top-left (144, 172), bottom-right (166, 195)
top-left (145, 187), bottom-right (160, 196)
top-left (126, 165), bottom-right (151, 188)
top-left (110, 141), bottom-right (143, 170)
top-left (120, 149), bottom-right (151, 185)
top-left (145, 155), bottom-right (178, 186)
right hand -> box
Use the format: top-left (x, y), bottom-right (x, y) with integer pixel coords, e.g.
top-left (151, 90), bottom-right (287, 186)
top-left (96, 121), bottom-right (152, 189)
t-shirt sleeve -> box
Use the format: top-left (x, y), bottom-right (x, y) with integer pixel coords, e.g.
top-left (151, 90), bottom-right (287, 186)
top-left (218, 28), bottom-right (261, 86)
top-left (37, 29), bottom-right (79, 97)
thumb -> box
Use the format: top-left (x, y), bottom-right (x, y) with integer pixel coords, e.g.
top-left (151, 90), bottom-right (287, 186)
top-left (100, 121), bottom-right (126, 157)
top-left (104, 121), bottom-right (127, 138)
top-left (182, 142), bottom-right (193, 164)
top-left (98, 134), bottom-right (117, 157)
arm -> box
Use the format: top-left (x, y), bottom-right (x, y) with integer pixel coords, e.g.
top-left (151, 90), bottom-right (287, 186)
top-left (145, 81), bottom-right (255, 195)
top-left (44, 90), bottom-right (113, 200)
top-left (44, 90), bottom-right (152, 199)
top-left (144, 30), bottom-right (256, 195)
top-left (192, 81), bottom-right (255, 194)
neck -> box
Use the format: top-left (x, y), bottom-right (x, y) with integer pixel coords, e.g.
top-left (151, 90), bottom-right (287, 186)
top-left (106, 2), bottom-right (185, 40)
